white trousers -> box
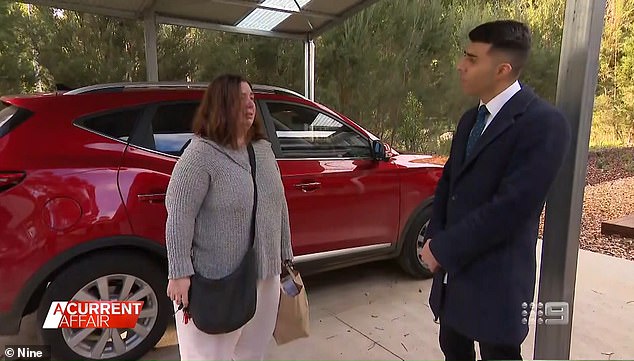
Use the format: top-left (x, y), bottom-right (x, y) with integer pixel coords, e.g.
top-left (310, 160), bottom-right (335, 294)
top-left (174, 276), bottom-right (281, 361)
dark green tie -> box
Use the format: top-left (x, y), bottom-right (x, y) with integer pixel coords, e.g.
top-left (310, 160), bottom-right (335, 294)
top-left (465, 105), bottom-right (489, 158)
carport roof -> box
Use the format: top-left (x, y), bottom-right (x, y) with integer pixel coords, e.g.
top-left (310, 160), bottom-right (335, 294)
top-left (20, 0), bottom-right (380, 39)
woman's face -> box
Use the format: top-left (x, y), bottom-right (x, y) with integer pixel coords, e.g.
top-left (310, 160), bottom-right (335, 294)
top-left (239, 81), bottom-right (256, 130)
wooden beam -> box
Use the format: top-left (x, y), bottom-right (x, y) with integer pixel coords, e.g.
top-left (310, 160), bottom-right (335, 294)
top-left (601, 214), bottom-right (634, 238)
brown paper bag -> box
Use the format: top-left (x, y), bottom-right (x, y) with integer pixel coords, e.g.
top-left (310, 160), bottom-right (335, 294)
top-left (274, 267), bottom-right (310, 345)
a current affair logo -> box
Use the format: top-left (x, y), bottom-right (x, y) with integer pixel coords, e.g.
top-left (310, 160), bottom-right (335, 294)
top-left (42, 301), bottom-right (144, 329)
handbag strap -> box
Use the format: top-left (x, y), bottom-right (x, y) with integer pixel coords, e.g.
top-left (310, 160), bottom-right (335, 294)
top-left (247, 143), bottom-right (257, 249)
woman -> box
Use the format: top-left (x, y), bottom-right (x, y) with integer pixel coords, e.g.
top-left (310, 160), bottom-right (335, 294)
top-left (165, 74), bottom-right (294, 360)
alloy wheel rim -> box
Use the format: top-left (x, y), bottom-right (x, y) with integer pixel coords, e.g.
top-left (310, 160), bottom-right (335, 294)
top-left (416, 220), bottom-right (433, 272)
top-left (62, 274), bottom-right (158, 359)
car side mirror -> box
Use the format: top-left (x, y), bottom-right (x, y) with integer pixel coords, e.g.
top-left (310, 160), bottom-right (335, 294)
top-left (371, 140), bottom-right (389, 161)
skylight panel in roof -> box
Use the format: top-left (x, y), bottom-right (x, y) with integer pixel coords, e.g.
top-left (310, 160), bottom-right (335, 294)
top-left (237, 9), bottom-right (290, 31)
top-left (236, 0), bottom-right (313, 31)
top-left (261, 0), bottom-right (312, 11)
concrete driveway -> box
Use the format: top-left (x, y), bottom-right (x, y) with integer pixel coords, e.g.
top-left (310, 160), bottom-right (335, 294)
top-left (2, 245), bottom-right (633, 360)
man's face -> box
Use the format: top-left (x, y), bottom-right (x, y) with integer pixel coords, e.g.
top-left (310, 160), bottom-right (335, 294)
top-left (457, 41), bottom-right (505, 98)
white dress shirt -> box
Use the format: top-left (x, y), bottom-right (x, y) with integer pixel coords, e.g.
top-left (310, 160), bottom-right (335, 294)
top-left (479, 80), bottom-right (522, 133)
top-left (442, 80), bottom-right (522, 285)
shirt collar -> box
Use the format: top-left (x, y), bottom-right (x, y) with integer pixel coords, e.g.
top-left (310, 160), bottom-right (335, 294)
top-left (479, 80), bottom-right (522, 119)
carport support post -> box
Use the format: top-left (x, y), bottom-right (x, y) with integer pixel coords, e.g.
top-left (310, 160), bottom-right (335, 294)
top-left (144, 11), bottom-right (159, 82)
top-left (304, 38), bottom-right (315, 100)
top-left (534, 0), bottom-right (606, 359)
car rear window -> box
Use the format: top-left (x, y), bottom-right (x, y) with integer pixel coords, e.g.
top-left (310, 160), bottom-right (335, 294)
top-left (0, 105), bottom-right (33, 138)
top-left (151, 102), bottom-right (197, 156)
top-left (75, 109), bottom-right (142, 141)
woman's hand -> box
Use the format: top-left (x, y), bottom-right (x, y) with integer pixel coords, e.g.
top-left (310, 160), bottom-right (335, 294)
top-left (167, 277), bottom-right (191, 307)
top-left (282, 259), bottom-right (293, 270)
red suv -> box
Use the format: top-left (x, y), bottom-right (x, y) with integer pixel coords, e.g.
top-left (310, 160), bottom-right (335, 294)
top-left (0, 82), bottom-right (442, 360)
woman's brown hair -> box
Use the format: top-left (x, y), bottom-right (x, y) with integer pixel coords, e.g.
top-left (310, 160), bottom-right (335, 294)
top-left (192, 74), bottom-right (267, 149)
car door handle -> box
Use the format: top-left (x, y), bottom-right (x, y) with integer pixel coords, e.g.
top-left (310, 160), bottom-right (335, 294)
top-left (138, 193), bottom-right (166, 203)
top-left (294, 181), bottom-right (321, 192)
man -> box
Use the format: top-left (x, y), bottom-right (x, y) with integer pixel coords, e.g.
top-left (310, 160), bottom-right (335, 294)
top-left (420, 20), bottom-right (571, 361)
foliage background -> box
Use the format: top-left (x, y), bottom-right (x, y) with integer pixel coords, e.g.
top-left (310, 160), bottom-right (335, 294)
top-left (1, 0), bottom-right (632, 154)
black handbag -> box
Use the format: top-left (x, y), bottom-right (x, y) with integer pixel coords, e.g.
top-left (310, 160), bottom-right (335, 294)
top-left (187, 143), bottom-right (258, 334)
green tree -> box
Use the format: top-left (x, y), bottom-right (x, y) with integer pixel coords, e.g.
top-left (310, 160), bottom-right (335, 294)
top-left (594, 0), bottom-right (634, 146)
top-left (2, 0), bottom-right (631, 152)
top-left (158, 24), bottom-right (197, 81)
top-left (0, 2), bottom-right (37, 94)
top-left (21, 6), bottom-right (147, 89)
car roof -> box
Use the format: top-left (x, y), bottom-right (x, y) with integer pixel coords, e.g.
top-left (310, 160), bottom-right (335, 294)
top-left (62, 82), bottom-right (308, 99)
top-left (1, 82), bottom-right (308, 109)
top-left (1, 82), bottom-right (375, 138)
top-left (5, 83), bottom-right (319, 109)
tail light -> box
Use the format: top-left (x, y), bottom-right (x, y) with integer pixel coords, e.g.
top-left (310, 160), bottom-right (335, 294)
top-left (0, 172), bottom-right (25, 192)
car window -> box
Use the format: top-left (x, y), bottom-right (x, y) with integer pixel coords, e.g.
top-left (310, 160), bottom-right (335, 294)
top-left (150, 102), bottom-right (197, 156)
top-left (0, 105), bottom-right (33, 138)
top-left (76, 109), bottom-right (141, 141)
top-left (0, 106), bottom-right (19, 131)
top-left (266, 102), bottom-right (371, 159)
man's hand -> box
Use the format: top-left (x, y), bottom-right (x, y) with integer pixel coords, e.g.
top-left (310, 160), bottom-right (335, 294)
top-left (420, 240), bottom-right (441, 273)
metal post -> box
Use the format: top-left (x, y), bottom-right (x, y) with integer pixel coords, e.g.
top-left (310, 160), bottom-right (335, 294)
top-left (304, 38), bottom-right (315, 100)
top-left (143, 11), bottom-right (159, 82)
top-left (534, 0), bottom-right (606, 359)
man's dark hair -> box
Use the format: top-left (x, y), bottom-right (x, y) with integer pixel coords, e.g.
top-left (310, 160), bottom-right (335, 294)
top-left (469, 20), bottom-right (532, 75)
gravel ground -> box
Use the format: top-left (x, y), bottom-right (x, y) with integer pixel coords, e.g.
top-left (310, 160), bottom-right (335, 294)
top-left (539, 147), bottom-right (634, 261)
top-left (579, 176), bottom-right (634, 261)
top-left (580, 148), bottom-right (633, 261)
top-left (586, 147), bottom-right (634, 185)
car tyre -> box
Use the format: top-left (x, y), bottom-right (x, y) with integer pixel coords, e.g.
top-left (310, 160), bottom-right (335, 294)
top-left (37, 251), bottom-right (170, 361)
top-left (398, 207), bottom-right (434, 279)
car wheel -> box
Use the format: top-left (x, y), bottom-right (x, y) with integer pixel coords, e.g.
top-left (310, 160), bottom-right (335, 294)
top-left (37, 251), bottom-right (170, 361)
top-left (398, 207), bottom-right (433, 278)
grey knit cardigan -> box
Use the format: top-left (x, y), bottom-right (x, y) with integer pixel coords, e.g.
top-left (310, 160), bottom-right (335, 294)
top-left (165, 136), bottom-right (293, 280)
